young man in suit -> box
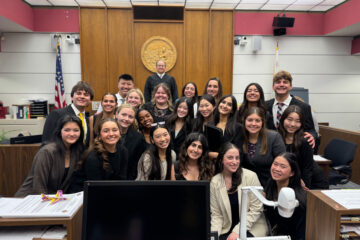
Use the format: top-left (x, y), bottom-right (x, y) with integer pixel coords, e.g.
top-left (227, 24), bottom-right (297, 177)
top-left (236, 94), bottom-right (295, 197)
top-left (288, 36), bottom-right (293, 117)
top-left (266, 70), bottom-right (316, 145)
top-left (144, 60), bottom-right (178, 103)
top-left (42, 81), bottom-right (94, 147)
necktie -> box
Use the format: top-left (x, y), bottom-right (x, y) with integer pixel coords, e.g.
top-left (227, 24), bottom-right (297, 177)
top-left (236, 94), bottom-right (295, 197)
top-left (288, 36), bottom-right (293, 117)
top-left (120, 98), bottom-right (125, 105)
top-left (79, 112), bottom-right (85, 134)
top-left (276, 103), bottom-right (285, 128)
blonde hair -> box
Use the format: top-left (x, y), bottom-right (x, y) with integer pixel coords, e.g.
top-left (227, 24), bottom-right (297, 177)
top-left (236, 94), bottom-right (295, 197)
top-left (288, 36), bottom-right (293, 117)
top-left (116, 103), bottom-right (138, 130)
top-left (126, 88), bottom-right (145, 108)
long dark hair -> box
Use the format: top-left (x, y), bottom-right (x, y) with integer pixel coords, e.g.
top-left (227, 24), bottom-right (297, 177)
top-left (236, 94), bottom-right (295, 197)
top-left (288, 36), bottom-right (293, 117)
top-left (166, 97), bottom-right (193, 135)
top-left (93, 118), bottom-right (121, 171)
top-left (203, 77), bottom-right (223, 103)
top-left (237, 83), bottom-right (266, 124)
top-left (94, 93), bottom-right (117, 134)
top-left (181, 82), bottom-right (199, 107)
top-left (140, 124), bottom-right (172, 180)
top-left (192, 94), bottom-right (216, 132)
top-left (278, 105), bottom-right (305, 154)
top-left (216, 142), bottom-right (243, 193)
top-left (178, 133), bottom-right (214, 181)
top-left (53, 115), bottom-right (84, 164)
top-left (265, 152), bottom-right (306, 208)
top-left (212, 94), bottom-right (238, 140)
top-left (242, 106), bottom-right (268, 155)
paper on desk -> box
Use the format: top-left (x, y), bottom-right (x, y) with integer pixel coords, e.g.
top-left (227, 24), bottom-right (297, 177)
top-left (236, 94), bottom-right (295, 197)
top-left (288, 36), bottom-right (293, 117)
top-left (0, 192), bottom-right (83, 218)
top-left (322, 190), bottom-right (360, 209)
top-left (0, 226), bottom-right (46, 240)
top-left (314, 155), bottom-right (328, 161)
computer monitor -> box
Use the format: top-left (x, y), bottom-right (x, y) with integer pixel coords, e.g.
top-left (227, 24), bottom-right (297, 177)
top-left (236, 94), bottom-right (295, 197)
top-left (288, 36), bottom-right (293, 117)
top-left (82, 181), bottom-right (210, 240)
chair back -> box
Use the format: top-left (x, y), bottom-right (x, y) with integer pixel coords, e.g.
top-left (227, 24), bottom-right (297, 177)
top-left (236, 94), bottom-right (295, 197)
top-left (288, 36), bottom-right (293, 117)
top-left (324, 138), bottom-right (357, 167)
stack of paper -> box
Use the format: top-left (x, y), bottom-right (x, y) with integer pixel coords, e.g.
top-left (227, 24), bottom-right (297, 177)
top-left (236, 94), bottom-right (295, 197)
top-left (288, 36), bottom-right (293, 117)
top-left (0, 192), bottom-right (83, 218)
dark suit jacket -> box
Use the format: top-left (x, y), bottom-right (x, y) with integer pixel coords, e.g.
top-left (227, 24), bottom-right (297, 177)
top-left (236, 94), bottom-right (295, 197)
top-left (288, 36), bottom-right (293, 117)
top-left (170, 127), bottom-right (187, 159)
top-left (42, 105), bottom-right (90, 147)
top-left (265, 96), bottom-right (317, 138)
top-left (144, 73), bottom-right (178, 102)
top-left (122, 128), bottom-right (147, 180)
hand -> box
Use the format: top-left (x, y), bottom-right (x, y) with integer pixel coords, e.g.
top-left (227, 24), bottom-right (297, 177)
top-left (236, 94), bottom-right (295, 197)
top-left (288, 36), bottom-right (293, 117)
top-left (227, 232), bottom-right (239, 240)
top-left (304, 132), bottom-right (315, 149)
top-left (300, 179), bottom-right (309, 191)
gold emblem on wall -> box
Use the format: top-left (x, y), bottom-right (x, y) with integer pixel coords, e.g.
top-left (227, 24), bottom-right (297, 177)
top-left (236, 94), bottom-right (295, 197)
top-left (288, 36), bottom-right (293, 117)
top-left (141, 36), bottom-right (177, 73)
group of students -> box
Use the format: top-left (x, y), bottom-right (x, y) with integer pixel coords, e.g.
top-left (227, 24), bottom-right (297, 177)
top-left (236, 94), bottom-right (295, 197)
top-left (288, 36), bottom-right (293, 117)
top-left (15, 70), bottom-right (330, 240)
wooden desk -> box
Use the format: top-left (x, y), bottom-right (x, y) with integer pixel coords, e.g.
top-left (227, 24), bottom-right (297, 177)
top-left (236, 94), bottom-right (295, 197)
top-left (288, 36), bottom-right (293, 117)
top-left (0, 144), bottom-right (40, 196)
top-left (315, 158), bottom-right (332, 177)
top-left (0, 207), bottom-right (83, 240)
top-left (306, 190), bottom-right (360, 240)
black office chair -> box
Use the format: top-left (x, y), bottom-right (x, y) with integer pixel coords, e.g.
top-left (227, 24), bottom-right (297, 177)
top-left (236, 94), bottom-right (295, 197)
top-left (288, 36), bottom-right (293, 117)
top-left (323, 138), bottom-right (357, 185)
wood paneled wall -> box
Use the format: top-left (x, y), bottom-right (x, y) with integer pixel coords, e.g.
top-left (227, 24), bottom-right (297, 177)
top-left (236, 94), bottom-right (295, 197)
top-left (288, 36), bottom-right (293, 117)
top-left (80, 8), bottom-right (233, 101)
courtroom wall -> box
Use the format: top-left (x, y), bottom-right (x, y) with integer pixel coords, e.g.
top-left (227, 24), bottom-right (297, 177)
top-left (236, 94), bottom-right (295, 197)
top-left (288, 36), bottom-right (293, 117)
top-left (233, 35), bottom-right (360, 131)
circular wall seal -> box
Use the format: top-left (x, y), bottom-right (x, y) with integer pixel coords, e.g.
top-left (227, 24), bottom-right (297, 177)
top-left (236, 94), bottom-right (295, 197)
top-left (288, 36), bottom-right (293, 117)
top-left (141, 36), bottom-right (177, 73)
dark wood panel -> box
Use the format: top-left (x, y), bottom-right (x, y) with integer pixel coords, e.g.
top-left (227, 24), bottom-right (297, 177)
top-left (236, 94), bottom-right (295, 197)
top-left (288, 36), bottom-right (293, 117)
top-left (318, 125), bottom-right (360, 184)
top-left (0, 144), bottom-right (40, 197)
top-left (184, 10), bottom-right (209, 94)
top-left (107, 9), bottom-right (135, 93)
top-left (209, 10), bottom-right (233, 95)
top-left (133, 22), bottom-right (184, 97)
top-left (80, 8), bottom-right (108, 102)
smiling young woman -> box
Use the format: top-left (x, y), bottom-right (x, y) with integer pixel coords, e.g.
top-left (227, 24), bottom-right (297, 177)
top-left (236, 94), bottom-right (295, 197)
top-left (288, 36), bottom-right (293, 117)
top-left (264, 152), bottom-right (307, 240)
top-left (165, 97), bottom-right (194, 159)
top-left (278, 105), bottom-right (328, 189)
top-left (82, 118), bottom-right (128, 181)
top-left (142, 83), bottom-right (174, 123)
top-left (176, 133), bottom-right (214, 181)
top-left (136, 124), bottom-right (176, 181)
top-left (210, 143), bottom-right (268, 240)
top-left (16, 115), bottom-right (85, 197)
top-left (241, 107), bottom-right (286, 187)
top-left (116, 104), bottom-right (147, 180)
top-left (89, 93), bottom-right (117, 148)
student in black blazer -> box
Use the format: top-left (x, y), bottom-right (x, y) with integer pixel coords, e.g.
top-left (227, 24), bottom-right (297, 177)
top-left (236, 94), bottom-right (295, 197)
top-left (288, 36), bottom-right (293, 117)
top-left (42, 81), bottom-right (94, 148)
top-left (166, 97), bottom-right (193, 159)
top-left (116, 104), bottom-right (147, 180)
top-left (265, 70), bottom-right (316, 144)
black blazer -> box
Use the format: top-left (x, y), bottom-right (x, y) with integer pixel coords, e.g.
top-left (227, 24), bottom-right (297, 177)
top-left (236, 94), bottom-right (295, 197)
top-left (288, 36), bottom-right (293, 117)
top-left (265, 96), bottom-right (317, 138)
top-left (170, 127), bottom-right (187, 159)
top-left (42, 105), bottom-right (90, 147)
top-left (121, 128), bottom-right (147, 180)
top-left (144, 73), bottom-right (178, 103)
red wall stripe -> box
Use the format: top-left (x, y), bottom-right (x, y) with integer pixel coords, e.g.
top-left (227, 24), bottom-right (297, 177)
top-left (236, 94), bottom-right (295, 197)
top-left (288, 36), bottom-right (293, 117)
top-left (33, 9), bottom-right (79, 33)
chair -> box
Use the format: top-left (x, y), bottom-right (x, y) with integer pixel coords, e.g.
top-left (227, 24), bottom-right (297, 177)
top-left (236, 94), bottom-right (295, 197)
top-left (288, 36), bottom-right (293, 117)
top-left (323, 138), bottom-right (357, 185)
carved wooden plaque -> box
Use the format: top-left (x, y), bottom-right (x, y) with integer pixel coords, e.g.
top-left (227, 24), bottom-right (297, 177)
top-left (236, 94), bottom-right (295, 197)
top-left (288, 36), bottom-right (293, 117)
top-left (141, 36), bottom-right (177, 73)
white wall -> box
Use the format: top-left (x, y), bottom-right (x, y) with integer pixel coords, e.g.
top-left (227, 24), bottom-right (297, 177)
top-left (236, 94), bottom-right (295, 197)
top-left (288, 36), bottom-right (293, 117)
top-left (0, 32), bottom-right (81, 108)
top-left (233, 36), bottom-right (360, 131)
top-left (1, 33), bottom-right (359, 131)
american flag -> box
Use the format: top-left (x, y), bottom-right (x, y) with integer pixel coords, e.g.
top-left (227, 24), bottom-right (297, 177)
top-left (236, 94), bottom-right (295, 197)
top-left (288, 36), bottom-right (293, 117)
top-left (54, 41), bottom-right (66, 109)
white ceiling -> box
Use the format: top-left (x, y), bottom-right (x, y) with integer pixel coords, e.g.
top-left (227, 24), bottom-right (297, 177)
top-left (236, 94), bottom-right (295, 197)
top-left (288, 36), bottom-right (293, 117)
top-left (22, 0), bottom-right (348, 11)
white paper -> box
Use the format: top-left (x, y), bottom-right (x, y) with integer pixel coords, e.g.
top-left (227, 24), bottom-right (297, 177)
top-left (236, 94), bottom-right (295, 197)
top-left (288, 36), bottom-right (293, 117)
top-left (0, 226), bottom-right (46, 240)
top-left (314, 155), bottom-right (329, 161)
top-left (41, 226), bottom-right (67, 239)
top-left (322, 190), bottom-right (360, 209)
top-left (0, 192), bottom-right (83, 218)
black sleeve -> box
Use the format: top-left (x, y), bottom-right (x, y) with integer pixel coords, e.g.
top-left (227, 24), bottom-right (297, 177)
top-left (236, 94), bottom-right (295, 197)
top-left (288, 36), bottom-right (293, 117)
top-left (126, 137), bottom-right (147, 180)
top-left (83, 151), bottom-right (104, 180)
top-left (117, 144), bottom-right (129, 180)
top-left (299, 138), bottom-right (314, 188)
top-left (295, 207), bottom-right (306, 240)
top-left (171, 76), bottom-right (178, 101)
top-left (144, 76), bottom-right (152, 103)
top-left (42, 110), bottom-right (60, 143)
top-left (302, 104), bottom-right (317, 139)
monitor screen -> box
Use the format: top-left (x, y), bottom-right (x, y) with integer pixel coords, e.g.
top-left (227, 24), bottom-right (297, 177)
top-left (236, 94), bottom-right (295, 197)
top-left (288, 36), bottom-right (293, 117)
top-left (82, 181), bottom-right (210, 240)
